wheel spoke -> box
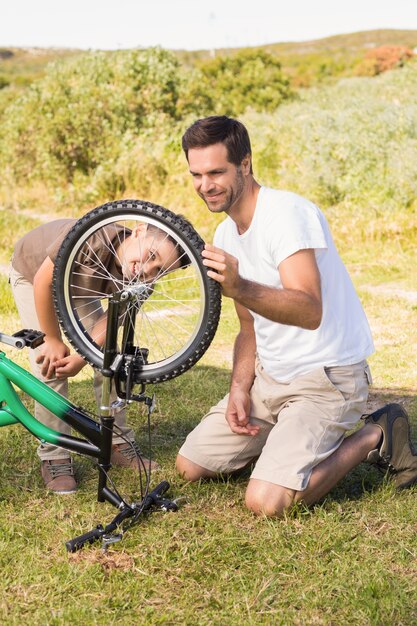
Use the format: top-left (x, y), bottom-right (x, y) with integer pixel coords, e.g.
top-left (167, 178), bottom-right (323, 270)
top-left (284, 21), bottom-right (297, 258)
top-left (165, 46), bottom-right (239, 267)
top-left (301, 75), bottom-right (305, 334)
top-left (53, 201), bottom-right (221, 383)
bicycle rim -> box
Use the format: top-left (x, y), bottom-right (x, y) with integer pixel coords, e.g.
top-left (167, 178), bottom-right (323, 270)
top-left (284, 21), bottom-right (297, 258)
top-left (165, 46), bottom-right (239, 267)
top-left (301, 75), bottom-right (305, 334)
top-left (53, 200), bottom-right (221, 384)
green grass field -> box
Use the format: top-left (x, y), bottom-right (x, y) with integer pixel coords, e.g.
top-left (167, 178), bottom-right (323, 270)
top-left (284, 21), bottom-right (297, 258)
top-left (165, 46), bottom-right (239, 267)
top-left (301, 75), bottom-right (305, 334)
top-left (0, 225), bottom-right (416, 624)
top-left (0, 45), bottom-right (416, 625)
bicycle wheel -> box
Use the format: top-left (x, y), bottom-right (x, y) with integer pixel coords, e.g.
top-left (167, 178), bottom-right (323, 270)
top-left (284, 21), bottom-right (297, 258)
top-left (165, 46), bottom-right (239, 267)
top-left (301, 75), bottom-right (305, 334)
top-left (53, 199), bottom-right (221, 384)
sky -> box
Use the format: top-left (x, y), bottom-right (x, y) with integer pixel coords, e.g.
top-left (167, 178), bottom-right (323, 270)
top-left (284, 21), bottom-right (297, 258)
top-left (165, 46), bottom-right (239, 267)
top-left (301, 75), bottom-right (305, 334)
top-left (2, 0), bottom-right (417, 51)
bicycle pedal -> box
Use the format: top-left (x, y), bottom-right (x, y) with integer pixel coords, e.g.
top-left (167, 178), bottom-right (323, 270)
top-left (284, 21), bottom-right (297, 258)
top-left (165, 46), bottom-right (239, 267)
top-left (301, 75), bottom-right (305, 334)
top-left (13, 329), bottom-right (45, 349)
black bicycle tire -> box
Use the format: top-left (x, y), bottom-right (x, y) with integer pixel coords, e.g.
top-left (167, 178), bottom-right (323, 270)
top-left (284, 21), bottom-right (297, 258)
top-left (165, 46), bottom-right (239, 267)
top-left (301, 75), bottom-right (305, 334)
top-left (53, 199), bottom-right (221, 384)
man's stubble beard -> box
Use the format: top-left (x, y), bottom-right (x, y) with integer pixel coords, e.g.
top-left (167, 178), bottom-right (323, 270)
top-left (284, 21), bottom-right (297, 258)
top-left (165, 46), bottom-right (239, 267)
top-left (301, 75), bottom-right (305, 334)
top-left (202, 167), bottom-right (245, 215)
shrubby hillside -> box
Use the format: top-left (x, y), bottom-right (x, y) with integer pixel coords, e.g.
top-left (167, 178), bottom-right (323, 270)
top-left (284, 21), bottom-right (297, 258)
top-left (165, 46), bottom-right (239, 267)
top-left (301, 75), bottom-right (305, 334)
top-left (0, 49), bottom-right (185, 184)
top-left (0, 42), bottom-right (415, 254)
top-left (2, 30), bottom-right (416, 91)
top-left (248, 64), bottom-right (417, 241)
top-left (0, 47), bottom-right (292, 201)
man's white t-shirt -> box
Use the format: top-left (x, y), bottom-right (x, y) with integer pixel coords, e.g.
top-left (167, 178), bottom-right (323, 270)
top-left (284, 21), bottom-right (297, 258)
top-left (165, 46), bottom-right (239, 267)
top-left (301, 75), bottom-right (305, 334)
top-left (213, 186), bottom-right (374, 382)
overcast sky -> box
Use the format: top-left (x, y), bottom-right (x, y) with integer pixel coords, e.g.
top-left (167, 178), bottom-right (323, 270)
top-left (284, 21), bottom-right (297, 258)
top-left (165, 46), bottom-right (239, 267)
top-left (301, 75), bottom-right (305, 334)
top-left (2, 0), bottom-right (417, 51)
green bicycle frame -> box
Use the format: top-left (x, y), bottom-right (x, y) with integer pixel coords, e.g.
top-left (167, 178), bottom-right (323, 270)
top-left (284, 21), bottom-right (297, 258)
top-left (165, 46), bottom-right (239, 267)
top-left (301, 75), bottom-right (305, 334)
top-left (0, 351), bottom-right (101, 456)
top-left (0, 293), bottom-right (148, 510)
top-left (0, 350), bottom-right (125, 507)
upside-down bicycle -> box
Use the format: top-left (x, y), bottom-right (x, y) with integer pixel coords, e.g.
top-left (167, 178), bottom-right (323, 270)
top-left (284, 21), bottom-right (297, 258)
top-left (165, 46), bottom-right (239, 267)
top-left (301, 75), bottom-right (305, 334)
top-left (0, 200), bottom-right (221, 552)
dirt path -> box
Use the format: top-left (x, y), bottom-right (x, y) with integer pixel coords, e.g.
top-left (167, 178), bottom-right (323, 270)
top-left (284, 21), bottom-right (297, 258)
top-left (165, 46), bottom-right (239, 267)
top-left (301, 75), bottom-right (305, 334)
top-left (0, 205), bottom-right (61, 222)
top-left (362, 284), bottom-right (417, 303)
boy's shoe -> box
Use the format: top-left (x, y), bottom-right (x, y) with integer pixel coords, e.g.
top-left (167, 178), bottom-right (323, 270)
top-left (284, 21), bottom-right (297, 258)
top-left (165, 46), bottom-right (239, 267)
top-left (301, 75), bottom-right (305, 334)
top-left (41, 459), bottom-right (77, 494)
top-left (365, 403), bottom-right (417, 489)
top-left (111, 441), bottom-right (159, 470)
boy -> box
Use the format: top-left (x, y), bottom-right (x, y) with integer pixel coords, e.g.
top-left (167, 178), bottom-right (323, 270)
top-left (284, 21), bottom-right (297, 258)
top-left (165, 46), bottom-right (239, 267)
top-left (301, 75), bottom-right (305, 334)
top-left (11, 217), bottom-right (183, 494)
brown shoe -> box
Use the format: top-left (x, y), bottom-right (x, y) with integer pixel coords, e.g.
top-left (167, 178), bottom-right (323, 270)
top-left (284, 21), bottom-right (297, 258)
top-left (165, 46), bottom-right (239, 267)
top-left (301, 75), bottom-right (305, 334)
top-left (111, 442), bottom-right (159, 470)
top-left (41, 459), bottom-right (77, 494)
top-left (365, 403), bottom-right (417, 489)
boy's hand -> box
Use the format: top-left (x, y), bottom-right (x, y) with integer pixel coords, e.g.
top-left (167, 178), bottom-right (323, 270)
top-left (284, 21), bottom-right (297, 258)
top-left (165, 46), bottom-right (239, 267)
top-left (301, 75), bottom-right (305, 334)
top-left (36, 337), bottom-right (69, 379)
top-left (54, 354), bottom-right (86, 379)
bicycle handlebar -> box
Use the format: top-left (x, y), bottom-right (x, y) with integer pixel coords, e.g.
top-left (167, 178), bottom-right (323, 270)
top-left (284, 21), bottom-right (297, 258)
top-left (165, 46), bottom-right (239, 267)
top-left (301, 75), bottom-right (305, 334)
top-left (66, 480), bottom-right (177, 552)
top-left (66, 525), bottom-right (106, 553)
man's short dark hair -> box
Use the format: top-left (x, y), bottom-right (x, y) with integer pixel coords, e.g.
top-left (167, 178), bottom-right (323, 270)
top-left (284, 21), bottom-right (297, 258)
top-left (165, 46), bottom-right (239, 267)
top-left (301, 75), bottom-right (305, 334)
top-left (182, 115), bottom-right (253, 173)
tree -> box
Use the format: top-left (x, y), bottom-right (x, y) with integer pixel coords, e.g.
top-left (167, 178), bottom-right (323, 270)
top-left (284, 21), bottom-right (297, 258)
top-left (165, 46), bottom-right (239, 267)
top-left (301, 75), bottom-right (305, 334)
top-left (0, 48), bottom-right (183, 183)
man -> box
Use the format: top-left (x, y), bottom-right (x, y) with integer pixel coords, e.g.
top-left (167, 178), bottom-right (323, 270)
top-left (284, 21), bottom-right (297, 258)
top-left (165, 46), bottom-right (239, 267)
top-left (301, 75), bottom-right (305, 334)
top-left (11, 218), bottom-right (183, 494)
top-left (176, 115), bottom-right (417, 516)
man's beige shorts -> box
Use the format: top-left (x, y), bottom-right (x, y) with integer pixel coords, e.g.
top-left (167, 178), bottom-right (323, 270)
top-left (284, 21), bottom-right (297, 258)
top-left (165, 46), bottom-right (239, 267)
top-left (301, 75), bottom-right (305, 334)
top-left (179, 360), bottom-right (371, 491)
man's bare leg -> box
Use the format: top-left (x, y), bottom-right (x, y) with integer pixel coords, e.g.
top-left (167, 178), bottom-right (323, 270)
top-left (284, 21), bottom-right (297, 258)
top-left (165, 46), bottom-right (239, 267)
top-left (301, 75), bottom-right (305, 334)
top-left (245, 423), bottom-right (381, 517)
top-left (176, 454), bottom-right (218, 481)
top-left (176, 424), bottom-right (382, 516)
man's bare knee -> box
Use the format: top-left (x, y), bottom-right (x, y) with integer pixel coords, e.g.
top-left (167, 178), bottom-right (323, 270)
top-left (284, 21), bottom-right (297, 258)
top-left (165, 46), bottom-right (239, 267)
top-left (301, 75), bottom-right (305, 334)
top-left (175, 454), bottom-right (217, 481)
top-left (245, 479), bottom-right (296, 517)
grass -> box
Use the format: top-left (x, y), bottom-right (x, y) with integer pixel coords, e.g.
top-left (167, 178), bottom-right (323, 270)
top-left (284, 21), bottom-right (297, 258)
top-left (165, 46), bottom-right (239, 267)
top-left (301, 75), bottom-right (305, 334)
top-left (0, 177), bottom-right (416, 624)
top-left (0, 231), bottom-right (416, 624)
top-left (0, 58), bottom-right (416, 618)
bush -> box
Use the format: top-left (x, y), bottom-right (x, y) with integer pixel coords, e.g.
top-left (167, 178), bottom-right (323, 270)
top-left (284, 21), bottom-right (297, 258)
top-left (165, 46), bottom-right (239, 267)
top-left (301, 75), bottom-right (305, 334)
top-left (356, 45), bottom-right (414, 76)
top-left (181, 49), bottom-right (294, 116)
top-left (0, 47), bottom-right (295, 208)
top-left (243, 62), bottom-right (417, 251)
top-left (1, 47), bottom-right (416, 252)
top-left (0, 48), bottom-right (184, 184)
